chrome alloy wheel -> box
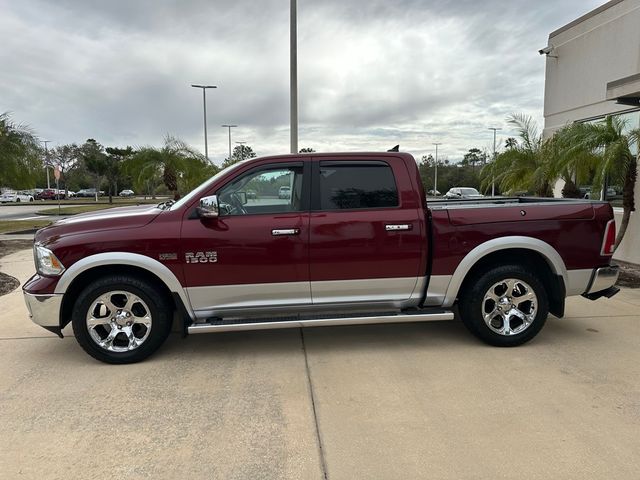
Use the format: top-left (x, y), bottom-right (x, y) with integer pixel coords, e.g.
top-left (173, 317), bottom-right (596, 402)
top-left (86, 291), bottom-right (152, 352)
top-left (482, 278), bottom-right (537, 336)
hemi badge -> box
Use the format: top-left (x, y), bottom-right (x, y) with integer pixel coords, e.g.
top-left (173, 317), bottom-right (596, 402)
top-left (159, 253), bottom-right (178, 261)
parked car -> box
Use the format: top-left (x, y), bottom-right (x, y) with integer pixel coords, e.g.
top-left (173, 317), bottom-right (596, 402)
top-left (427, 189), bottom-right (441, 196)
top-left (35, 189), bottom-right (65, 200)
top-left (278, 186), bottom-right (291, 199)
top-left (580, 187), bottom-right (617, 200)
top-left (246, 190), bottom-right (257, 199)
top-left (23, 152), bottom-right (619, 364)
top-left (444, 187), bottom-right (485, 199)
top-left (76, 188), bottom-right (100, 198)
top-left (0, 191), bottom-right (35, 203)
top-left (119, 189), bottom-right (135, 197)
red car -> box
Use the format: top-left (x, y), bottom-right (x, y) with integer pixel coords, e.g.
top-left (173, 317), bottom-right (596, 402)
top-left (23, 152), bottom-right (618, 363)
top-left (35, 189), bottom-right (66, 200)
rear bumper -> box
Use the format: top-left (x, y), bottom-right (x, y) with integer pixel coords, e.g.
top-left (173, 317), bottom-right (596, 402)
top-left (23, 291), bottom-right (62, 328)
top-left (582, 265), bottom-right (620, 300)
top-left (586, 265), bottom-right (619, 295)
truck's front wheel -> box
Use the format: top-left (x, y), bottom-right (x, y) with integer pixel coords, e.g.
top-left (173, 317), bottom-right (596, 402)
top-left (458, 265), bottom-right (549, 347)
top-left (71, 275), bottom-right (172, 364)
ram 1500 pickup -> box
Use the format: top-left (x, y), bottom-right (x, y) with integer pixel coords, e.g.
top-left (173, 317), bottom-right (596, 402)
top-left (23, 152), bottom-right (620, 363)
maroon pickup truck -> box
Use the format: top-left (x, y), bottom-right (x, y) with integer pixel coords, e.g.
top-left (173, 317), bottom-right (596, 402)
top-left (23, 152), bottom-right (619, 363)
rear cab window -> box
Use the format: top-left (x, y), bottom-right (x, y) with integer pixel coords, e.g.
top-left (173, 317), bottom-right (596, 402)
top-left (316, 161), bottom-right (399, 210)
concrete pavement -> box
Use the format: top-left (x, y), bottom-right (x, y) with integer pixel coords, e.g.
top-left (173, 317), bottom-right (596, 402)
top-left (1, 249), bottom-right (639, 479)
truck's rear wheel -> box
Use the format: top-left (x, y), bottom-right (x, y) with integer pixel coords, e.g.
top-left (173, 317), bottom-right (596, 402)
top-left (71, 274), bottom-right (172, 364)
top-left (458, 264), bottom-right (549, 347)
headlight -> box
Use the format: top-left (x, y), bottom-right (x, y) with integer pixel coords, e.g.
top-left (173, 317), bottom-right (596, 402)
top-left (34, 244), bottom-right (65, 276)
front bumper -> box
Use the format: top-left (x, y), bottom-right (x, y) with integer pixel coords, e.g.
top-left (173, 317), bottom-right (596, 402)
top-left (23, 291), bottom-right (63, 334)
top-left (582, 265), bottom-right (620, 300)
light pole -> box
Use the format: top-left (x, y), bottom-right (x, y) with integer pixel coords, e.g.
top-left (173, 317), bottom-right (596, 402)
top-left (191, 84), bottom-right (217, 162)
top-left (290, 0), bottom-right (298, 154)
top-left (235, 141), bottom-right (247, 161)
top-left (221, 124), bottom-right (237, 162)
top-left (42, 140), bottom-right (51, 189)
top-left (488, 127), bottom-right (502, 196)
top-left (433, 143), bottom-right (442, 195)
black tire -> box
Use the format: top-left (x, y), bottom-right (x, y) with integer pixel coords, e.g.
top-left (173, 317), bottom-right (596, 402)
top-left (16, 198), bottom-right (20, 203)
top-left (458, 264), bottom-right (549, 347)
top-left (71, 274), bottom-right (173, 364)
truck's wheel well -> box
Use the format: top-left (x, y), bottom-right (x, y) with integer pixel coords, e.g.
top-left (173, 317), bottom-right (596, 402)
top-left (59, 265), bottom-right (177, 330)
top-left (459, 248), bottom-right (566, 318)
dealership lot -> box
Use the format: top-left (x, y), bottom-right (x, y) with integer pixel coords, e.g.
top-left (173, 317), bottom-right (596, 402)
top-left (1, 248), bottom-right (639, 480)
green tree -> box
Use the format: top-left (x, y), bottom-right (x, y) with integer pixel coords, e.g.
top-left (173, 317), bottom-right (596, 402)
top-left (127, 135), bottom-right (216, 200)
top-left (105, 146), bottom-right (134, 204)
top-left (461, 148), bottom-right (486, 168)
top-left (299, 147), bottom-right (315, 153)
top-left (505, 137), bottom-right (518, 149)
top-left (0, 112), bottom-right (42, 189)
top-left (552, 116), bottom-right (638, 249)
top-left (79, 139), bottom-right (108, 201)
top-left (480, 114), bottom-right (553, 197)
top-left (50, 144), bottom-right (80, 197)
top-left (222, 144), bottom-right (257, 169)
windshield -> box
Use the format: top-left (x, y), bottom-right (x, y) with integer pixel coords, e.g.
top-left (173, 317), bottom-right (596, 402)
top-left (169, 160), bottom-right (251, 211)
top-left (460, 188), bottom-right (480, 195)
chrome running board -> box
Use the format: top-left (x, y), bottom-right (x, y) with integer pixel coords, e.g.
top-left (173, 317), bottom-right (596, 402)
top-left (187, 310), bottom-right (454, 334)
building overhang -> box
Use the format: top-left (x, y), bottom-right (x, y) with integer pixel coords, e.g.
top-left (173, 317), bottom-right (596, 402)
top-left (606, 73), bottom-right (640, 106)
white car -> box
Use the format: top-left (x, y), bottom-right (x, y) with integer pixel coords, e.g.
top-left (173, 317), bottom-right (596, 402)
top-left (444, 187), bottom-right (485, 199)
top-left (119, 189), bottom-right (135, 197)
top-left (0, 191), bottom-right (35, 203)
top-left (278, 186), bottom-right (291, 199)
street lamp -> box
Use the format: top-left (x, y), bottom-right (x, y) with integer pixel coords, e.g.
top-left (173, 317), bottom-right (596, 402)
top-left (290, 0), bottom-right (298, 154)
top-left (221, 124), bottom-right (237, 162)
top-left (433, 143), bottom-right (442, 195)
top-left (488, 127), bottom-right (502, 196)
top-left (42, 140), bottom-right (51, 189)
top-left (235, 141), bottom-right (247, 161)
top-left (191, 84), bottom-right (217, 162)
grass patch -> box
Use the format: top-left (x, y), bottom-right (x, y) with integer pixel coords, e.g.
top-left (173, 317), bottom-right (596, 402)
top-left (36, 204), bottom-right (118, 216)
top-left (0, 220), bottom-right (51, 234)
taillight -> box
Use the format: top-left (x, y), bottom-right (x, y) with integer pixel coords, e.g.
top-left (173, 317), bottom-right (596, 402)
top-left (600, 219), bottom-right (616, 256)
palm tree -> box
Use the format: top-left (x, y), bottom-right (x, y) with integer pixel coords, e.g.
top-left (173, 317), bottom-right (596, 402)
top-left (553, 116), bottom-right (638, 249)
top-left (126, 135), bottom-right (217, 200)
top-left (0, 112), bottom-right (42, 188)
top-left (480, 114), bottom-right (553, 197)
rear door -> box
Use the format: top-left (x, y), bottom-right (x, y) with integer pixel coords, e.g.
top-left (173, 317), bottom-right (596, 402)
top-left (308, 157), bottom-right (425, 306)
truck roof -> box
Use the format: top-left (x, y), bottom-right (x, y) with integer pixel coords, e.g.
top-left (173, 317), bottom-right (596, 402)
top-left (252, 151), bottom-right (416, 162)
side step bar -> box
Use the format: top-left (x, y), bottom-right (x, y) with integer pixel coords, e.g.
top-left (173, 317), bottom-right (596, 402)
top-left (187, 310), bottom-right (454, 334)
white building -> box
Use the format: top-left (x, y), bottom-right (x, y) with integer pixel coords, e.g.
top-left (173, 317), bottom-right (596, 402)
top-left (542, 0), bottom-right (640, 264)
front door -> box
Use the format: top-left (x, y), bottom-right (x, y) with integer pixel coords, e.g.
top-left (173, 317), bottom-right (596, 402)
top-left (309, 158), bottom-right (425, 305)
top-left (180, 162), bottom-right (311, 317)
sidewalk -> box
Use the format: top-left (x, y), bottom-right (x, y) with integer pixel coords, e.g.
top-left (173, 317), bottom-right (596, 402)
top-left (1, 249), bottom-right (639, 479)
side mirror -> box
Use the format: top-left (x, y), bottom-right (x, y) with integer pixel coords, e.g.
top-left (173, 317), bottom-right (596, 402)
top-left (197, 195), bottom-right (219, 218)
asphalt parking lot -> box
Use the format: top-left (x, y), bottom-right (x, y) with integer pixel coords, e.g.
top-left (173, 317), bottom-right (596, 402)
top-left (1, 248), bottom-right (639, 480)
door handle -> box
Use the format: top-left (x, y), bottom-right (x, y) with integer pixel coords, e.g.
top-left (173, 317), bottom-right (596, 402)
top-left (385, 224), bottom-right (412, 231)
top-left (272, 228), bottom-right (300, 236)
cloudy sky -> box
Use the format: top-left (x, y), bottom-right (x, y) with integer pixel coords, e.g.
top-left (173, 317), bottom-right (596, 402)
top-left (2, 0), bottom-right (604, 164)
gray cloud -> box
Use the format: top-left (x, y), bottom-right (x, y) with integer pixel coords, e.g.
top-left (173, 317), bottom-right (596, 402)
top-left (1, 0), bottom-right (604, 164)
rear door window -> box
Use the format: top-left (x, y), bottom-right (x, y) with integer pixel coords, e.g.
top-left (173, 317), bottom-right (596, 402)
top-left (318, 162), bottom-right (399, 210)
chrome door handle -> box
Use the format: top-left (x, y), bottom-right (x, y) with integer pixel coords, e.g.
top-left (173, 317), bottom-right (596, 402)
top-left (272, 228), bottom-right (300, 236)
top-left (385, 224), bottom-right (412, 231)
